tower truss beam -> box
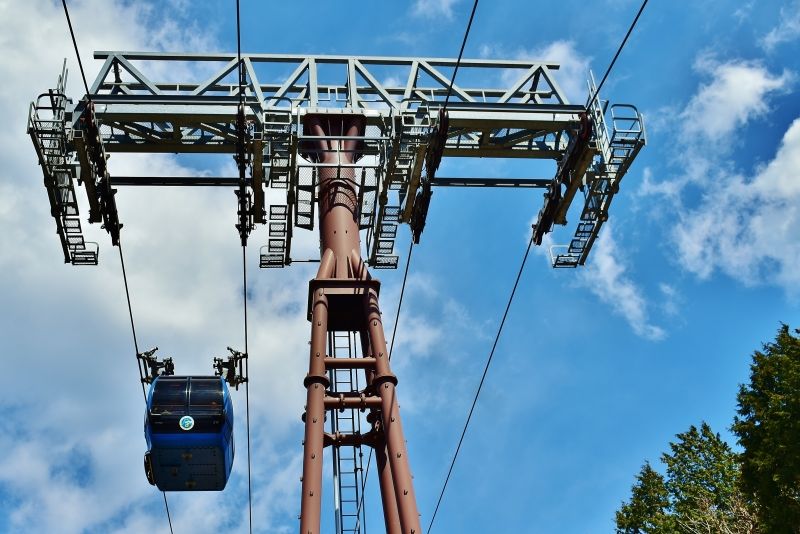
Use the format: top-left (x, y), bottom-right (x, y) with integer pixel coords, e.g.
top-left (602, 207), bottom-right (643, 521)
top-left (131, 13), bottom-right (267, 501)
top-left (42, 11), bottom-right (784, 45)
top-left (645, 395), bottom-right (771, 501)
top-left (29, 52), bottom-right (645, 270)
top-left (28, 49), bottom-right (647, 534)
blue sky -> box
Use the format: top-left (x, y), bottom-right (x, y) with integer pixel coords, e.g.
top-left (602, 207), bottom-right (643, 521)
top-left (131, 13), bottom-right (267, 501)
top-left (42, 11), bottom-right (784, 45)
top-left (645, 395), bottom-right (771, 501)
top-left (1, 0), bottom-right (799, 532)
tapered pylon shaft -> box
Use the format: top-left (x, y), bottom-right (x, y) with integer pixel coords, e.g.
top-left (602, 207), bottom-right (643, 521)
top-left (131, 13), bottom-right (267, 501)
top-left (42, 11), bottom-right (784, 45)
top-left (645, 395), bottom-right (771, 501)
top-left (299, 251), bottom-right (334, 534)
top-left (299, 115), bottom-right (420, 534)
top-left (365, 291), bottom-right (421, 533)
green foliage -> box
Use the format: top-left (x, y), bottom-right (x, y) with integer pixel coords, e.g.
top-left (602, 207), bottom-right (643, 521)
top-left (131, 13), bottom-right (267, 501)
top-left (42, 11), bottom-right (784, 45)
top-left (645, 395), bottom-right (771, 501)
top-left (616, 423), bottom-right (757, 533)
top-left (662, 423), bottom-right (741, 524)
top-left (662, 423), bottom-right (756, 533)
top-left (733, 324), bottom-right (800, 532)
top-left (617, 325), bottom-right (800, 533)
top-left (615, 462), bottom-right (671, 533)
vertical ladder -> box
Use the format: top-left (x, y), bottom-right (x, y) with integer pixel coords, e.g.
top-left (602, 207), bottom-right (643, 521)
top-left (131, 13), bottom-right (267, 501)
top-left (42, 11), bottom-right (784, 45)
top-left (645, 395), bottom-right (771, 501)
top-left (552, 97), bottom-right (645, 268)
top-left (367, 111), bottom-right (432, 269)
top-left (261, 111), bottom-right (293, 267)
top-left (329, 331), bottom-right (367, 534)
top-left (260, 204), bottom-right (290, 268)
top-left (27, 62), bottom-right (98, 266)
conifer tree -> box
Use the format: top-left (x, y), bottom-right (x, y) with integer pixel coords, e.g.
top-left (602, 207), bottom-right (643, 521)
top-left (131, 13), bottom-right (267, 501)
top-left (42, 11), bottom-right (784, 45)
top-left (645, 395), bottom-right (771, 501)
top-left (733, 324), bottom-right (800, 532)
top-left (616, 423), bottom-right (757, 533)
top-left (615, 462), bottom-right (671, 533)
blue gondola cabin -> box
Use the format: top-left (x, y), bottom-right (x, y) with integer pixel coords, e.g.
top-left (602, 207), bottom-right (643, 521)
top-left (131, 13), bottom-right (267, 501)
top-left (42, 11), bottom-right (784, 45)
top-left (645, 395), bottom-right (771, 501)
top-left (144, 376), bottom-right (234, 491)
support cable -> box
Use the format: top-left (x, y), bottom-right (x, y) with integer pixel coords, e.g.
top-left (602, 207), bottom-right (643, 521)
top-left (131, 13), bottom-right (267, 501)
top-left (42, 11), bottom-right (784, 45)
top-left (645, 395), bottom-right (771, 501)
top-left (242, 245), bottom-right (253, 534)
top-left (442, 0), bottom-right (479, 110)
top-left (236, 0), bottom-right (244, 95)
top-left (586, 0), bottom-right (648, 110)
top-left (411, 0), bottom-right (478, 243)
top-left (353, 240), bottom-right (414, 529)
top-left (60, 2), bottom-right (173, 531)
top-left (425, 4), bottom-right (648, 529)
top-left (161, 492), bottom-right (175, 534)
top-left (117, 241), bottom-right (147, 402)
top-left (118, 240), bottom-right (175, 534)
top-left (426, 235), bottom-right (534, 534)
top-left (60, 0), bottom-right (90, 98)
top-left (388, 241), bottom-right (414, 361)
top-left (235, 2), bottom-right (254, 532)
top-left (357, 2), bottom-right (479, 527)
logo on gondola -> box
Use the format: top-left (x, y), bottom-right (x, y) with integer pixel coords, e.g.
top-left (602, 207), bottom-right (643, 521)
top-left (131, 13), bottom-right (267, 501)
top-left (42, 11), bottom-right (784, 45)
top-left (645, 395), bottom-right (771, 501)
top-left (179, 416), bottom-right (195, 431)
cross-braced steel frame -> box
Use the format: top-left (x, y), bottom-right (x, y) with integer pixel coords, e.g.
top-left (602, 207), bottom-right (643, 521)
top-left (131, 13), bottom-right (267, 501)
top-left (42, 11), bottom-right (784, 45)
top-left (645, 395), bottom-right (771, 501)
top-left (28, 51), bottom-right (645, 534)
top-left (29, 52), bottom-right (645, 269)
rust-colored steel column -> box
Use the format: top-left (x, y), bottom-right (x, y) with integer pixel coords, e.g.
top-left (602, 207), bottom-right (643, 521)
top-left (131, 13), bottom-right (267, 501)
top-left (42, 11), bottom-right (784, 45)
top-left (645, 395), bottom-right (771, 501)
top-left (300, 251), bottom-right (334, 534)
top-left (305, 115), bottom-right (364, 274)
top-left (300, 115), bottom-right (420, 534)
top-left (365, 291), bottom-right (421, 533)
top-left (362, 332), bottom-right (402, 534)
top-left (359, 330), bottom-right (375, 386)
top-left (371, 414), bottom-right (402, 534)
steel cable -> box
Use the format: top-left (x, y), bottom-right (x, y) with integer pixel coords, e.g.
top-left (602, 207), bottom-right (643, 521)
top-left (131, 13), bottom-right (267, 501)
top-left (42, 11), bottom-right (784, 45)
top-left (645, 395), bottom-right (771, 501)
top-left (235, 2), bottom-right (254, 531)
top-left (389, 241), bottom-right (415, 362)
top-left (118, 241), bottom-right (175, 534)
top-left (428, 1), bottom-right (649, 529)
top-left (60, 2), bottom-right (174, 530)
top-left (586, 0), bottom-right (649, 110)
top-left (426, 235), bottom-right (534, 533)
top-left (241, 245), bottom-right (254, 534)
top-left (443, 0), bottom-right (479, 110)
top-left (60, 0), bottom-right (90, 98)
top-left (355, 1), bottom-right (479, 527)
top-left (353, 240), bottom-right (414, 529)
top-left (117, 241), bottom-right (147, 401)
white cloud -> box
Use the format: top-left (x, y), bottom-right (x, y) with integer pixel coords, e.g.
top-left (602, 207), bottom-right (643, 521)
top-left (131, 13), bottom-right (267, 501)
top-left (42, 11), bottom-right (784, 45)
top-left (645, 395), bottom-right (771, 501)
top-left (387, 272), bottom-right (486, 365)
top-left (733, 2), bottom-right (755, 24)
top-left (399, 314), bottom-right (444, 354)
top-left (636, 52), bottom-right (800, 296)
top-left (578, 226), bottom-right (665, 341)
top-left (675, 117), bottom-right (800, 294)
top-left (637, 166), bottom-right (683, 201)
top-left (761, 1), bottom-right (800, 51)
top-left (509, 41), bottom-right (592, 104)
top-left (680, 57), bottom-right (793, 143)
top-left (658, 283), bottom-right (681, 317)
top-left (378, 269), bottom-right (493, 417)
top-left (529, 217), bottom-right (663, 340)
top-left (0, 1), bottom-right (312, 532)
top-left (482, 40), bottom-right (591, 104)
top-left (411, 0), bottom-right (460, 19)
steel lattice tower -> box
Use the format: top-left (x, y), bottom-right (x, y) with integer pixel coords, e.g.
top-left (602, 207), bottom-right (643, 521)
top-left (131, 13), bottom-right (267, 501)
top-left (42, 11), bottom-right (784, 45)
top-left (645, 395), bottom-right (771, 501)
top-left (29, 51), bottom-right (645, 533)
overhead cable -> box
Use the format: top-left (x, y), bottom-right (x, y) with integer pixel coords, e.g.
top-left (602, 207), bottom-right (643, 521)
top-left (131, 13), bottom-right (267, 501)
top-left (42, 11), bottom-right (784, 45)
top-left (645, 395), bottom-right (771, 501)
top-left (358, 2), bottom-right (481, 527)
top-left (61, 3), bottom-right (176, 531)
top-left (235, 1), bottom-right (254, 531)
top-left (241, 245), bottom-right (254, 534)
top-left (117, 241), bottom-right (147, 401)
top-left (60, 0), bottom-right (91, 98)
top-left (443, 0), bottom-right (480, 109)
top-left (119, 241), bottom-right (175, 533)
top-left (586, 0), bottom-right (649, 110)
top-left (426, 235), bottom-right (534, 533)
top-left (354, 239), bottom-right (415, 528)
top-left (427, 1), bottom-right (650, 529)
top-left (388, 241), bottom-right (415, 361)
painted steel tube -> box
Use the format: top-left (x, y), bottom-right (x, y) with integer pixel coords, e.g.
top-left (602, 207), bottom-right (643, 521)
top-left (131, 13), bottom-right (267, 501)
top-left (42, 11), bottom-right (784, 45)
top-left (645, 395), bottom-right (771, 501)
top-left (304, 115), bottom-right (364, 276)
top-left (300, 115), bottom-right (420, 534)
top-left (365, 291), bottom-right (421, 534)
top-left (323, 357), bottom-right (378, 369)
top-left (323, 395), bottom-right (382, 410)
top-left (299, 290), bottom-right (329, 534)
top-left (376, 429), bottom-right (402, 534)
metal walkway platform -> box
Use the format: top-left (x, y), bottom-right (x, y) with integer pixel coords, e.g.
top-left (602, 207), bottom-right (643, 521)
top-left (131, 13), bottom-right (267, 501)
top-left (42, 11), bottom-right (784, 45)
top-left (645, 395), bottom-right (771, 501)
top-left (28, 53), bottom-right (645, 269)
